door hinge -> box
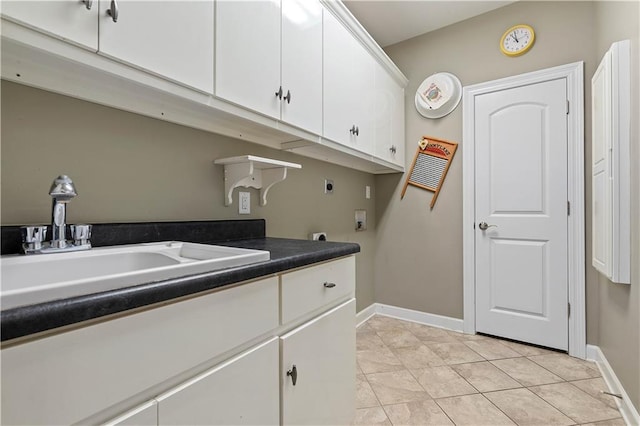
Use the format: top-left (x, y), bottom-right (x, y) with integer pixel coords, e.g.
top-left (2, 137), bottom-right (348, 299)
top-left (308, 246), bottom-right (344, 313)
top-left (566, 100), bottom-right (570, 115)
top-left (568, 302), bottom-right (571, 318)
top-left (567, 201), bottom-right (571, 216)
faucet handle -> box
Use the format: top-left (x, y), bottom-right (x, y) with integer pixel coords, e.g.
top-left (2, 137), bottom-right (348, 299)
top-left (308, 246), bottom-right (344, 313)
top-left (70, 224), bottom-right (92, 247)
top-left (21, 226), bottom-right (48, 252)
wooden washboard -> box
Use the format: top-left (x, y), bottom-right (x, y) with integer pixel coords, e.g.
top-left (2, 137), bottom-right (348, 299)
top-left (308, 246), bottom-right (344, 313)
top-left (401, 136), bottom-right (458, 208)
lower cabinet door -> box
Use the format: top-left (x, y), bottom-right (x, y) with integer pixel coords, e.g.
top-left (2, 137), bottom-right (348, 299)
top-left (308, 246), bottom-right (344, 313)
top-left (156, 338), bottom-right (279, 425)
top-left (280, 299), bottom-right (356, 425)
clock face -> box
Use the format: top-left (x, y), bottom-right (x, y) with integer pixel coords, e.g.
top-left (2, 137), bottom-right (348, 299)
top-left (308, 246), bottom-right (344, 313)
top-left (500, 25), bottom-right (535, 56)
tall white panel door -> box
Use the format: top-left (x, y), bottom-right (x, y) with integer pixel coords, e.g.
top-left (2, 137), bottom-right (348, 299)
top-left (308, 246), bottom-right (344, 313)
top-left (591, 53), bottom-right (612, 275)
top-left (157, 338), bottom-right (279, 425)
top-left (475, 78), bottom-right (569, 350)
top-left (98, 1), bottom-right (214, 93)
top-left (281, 0), bottom-right (322, 134)
top-left (350, 41), bottom-right (375, 155)
top-left (281, 299), bottom-right (356, 425)
top-left (216, 0), bottom-right (281, 118)
top-left (323, 10), bottom-right (358, 146)
top-left (591, 40), bottom-right (631, 284)
top-left (1, 0), bottom-right (98, 50)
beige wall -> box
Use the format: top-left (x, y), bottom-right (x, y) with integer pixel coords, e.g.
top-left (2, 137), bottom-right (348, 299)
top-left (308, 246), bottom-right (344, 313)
top-left (0, 82), bottom-right (377, 311)
top-left (594, 1), bottom-right (640, 411)
top-left (378, 1), bottom-right (599, 335)
top-left (379, 0), bottom-right (639, 411)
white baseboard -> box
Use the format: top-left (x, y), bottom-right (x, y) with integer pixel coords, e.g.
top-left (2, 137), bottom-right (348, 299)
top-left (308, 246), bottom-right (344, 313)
top-left (355, 303), bottom-right (464, 332)
top-left (586, 344), bottom-right (639, 426)
top-left (356, 304), bottom-right (377, 327)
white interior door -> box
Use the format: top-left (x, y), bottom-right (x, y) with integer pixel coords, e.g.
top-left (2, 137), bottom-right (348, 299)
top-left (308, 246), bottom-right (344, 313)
top-left (475, 78), bottom-right (569, 350)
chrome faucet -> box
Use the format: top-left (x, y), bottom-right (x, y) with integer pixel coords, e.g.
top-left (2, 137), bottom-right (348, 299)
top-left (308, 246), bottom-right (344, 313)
top-left (20, 175), bottom-right (92, 254)
top-left (49, 175), bottom-right (77, 249)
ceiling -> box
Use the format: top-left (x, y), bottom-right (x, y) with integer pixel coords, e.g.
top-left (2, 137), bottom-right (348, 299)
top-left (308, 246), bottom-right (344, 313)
top-left (343, 1), bottom-right (516, 47)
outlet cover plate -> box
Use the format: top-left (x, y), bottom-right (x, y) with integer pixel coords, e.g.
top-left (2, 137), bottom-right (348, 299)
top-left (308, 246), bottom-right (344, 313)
top-left (239, 191), bottom-right (250, 214)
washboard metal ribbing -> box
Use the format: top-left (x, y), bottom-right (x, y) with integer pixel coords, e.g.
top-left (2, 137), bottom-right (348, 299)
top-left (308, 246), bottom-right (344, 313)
top-left (401, 136), bottom-right (458, 208)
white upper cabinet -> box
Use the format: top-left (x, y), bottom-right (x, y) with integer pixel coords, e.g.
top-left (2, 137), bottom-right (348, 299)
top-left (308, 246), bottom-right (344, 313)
top-left (98, 1), bottom-right (214, 94)
top-left (281, 0), bottom-right (323, 135)
top-left (323, 10), bottom-right (375, 155)
top-left (1, 0), bottom-right (98, 50)
top-left (1, 0), bottom-right (407, 173)
top-left (215, 0), bottom-right (281, 118)
top-left (374, 63), bottom-right (405, 166)
top-left (216, 0), bottom-right (322, 134)
top-left (323, 10), bottom-right (357, 146)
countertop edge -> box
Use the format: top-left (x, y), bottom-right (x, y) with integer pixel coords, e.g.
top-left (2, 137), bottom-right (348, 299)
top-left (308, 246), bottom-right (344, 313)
top-left (1, 238), bottom-right (360, 343)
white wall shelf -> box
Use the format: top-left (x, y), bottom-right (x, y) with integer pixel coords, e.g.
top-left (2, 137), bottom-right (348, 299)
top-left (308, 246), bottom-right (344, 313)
top-left (214, 155), bottom-right (302, 207)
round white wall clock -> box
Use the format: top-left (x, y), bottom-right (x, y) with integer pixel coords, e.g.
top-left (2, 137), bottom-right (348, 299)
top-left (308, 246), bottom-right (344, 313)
top-left (500, 24), bottom-right (535, 57)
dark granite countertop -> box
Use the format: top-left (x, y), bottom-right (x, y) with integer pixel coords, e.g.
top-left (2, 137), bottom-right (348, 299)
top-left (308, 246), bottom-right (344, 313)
top-left (1, 222), bottom-right (360, 343)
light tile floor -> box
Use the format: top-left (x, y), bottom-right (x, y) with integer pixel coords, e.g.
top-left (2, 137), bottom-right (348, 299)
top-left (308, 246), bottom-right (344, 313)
top-left (354, 315), bottom-right (625, 426)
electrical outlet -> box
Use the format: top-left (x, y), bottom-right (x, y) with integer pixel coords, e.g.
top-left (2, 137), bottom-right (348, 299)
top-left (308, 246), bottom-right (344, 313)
top-left (239, 192), bottom-right (250, 214)
top-left (355, 210), bottom-right (367, 231)
top-left (365, 185), bottom-right (371, 199)
top-left (324, 179), bottom-right (334, 194)
top-left (310, 232), bottom-right (327, 241)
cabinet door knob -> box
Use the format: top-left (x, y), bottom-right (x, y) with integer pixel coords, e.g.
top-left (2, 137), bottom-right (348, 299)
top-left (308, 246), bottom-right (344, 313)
top-left (389, 145), bottom-right (397, 154)
top-left (284, 89), bottom-right (291, 104)
top-left (275, 86), bottom-right (283, 100)
top-left (106, 0), bottom-right (119, 22)
top-left (355, 126), bottom-right (359, 136)
top-left (82, 0), bottom-right (93, 10)
top-left (324, 282), bottom-right (336, 288)
top-left (350, 125), bottom-right (359, 136)
top-left (286, 365), bottom-right (298, 386)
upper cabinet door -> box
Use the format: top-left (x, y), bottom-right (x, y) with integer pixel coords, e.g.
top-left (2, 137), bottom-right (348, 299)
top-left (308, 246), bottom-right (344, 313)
top-left (351, 40), bottom-right (375, 154)
top-left (215, 0), bottom-right (281, 119)
top-left (281, 0), bottom-right (322, 135)
top-left (98, 1), bottom-right (214, 94)
top-left (1, 0), bottom-right (98, 50)
top-left (374, 64), bottom-right (405, 166)
top-left (323, 10), bottom-right (357, 146)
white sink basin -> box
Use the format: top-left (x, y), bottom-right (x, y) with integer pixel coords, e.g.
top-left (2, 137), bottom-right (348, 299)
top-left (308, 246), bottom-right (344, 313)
top-left (0, 242), bottom-right (270, 310)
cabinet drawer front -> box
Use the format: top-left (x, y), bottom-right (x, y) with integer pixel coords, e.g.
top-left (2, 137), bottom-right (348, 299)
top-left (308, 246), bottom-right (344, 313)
top-left (1, 277), bottom-right (278, 426)
top-left (157, 338), bottom-right (279, 425)
top-left (281, 256), bottom-right (355, 324)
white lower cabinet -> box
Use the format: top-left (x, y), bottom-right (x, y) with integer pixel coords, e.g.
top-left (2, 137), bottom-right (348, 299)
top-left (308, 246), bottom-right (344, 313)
top-left (157, 338), bottom-right (280, 425)
top-left (281, 299), bottom-right (356, 425)
top-left (1, 257), bottom-right (355, 425)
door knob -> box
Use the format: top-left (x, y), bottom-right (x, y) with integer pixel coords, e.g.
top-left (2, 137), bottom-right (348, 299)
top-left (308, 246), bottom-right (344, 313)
top-left (275, 86), bottom-right (283, 100)
top-left (283, 90), bottom-right (291, 104)
top-left (478, 222), bottom-right (497, 231)
top-left (286, 365), bottom-right (297, 386)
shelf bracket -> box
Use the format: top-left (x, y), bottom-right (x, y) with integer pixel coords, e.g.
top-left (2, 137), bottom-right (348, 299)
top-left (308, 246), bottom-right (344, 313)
top-left (214, 155), bottom-right (301, 207)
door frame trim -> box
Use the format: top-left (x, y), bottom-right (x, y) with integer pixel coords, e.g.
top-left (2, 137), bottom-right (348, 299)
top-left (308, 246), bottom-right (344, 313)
top-left (462, 62), bottom-right (586, 358)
